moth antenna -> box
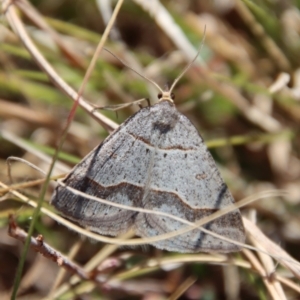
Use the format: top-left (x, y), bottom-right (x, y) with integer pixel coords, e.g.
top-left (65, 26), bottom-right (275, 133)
top-left (104, 48), bottom-right (164, 94)
top-left (169, 25), bottom-right (207, 94)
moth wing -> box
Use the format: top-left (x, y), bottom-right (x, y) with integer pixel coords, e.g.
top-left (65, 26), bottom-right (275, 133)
top-left (51, 106), bottom-right (154, 236)
top-left (131, 101), bottom-right (245, 252)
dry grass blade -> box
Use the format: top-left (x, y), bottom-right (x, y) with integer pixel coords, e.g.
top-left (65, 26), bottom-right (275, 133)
top-left (3, 1), bottom-right (118, 132)
top-left (167, 276), bottom-right (197, 300)
top-left (242, 249), bottom-right (285, 300)
top-left (244, 218), bottom-right (300, 279)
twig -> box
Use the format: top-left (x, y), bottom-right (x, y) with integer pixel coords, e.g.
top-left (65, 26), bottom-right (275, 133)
top-left (7, 214), bottom-right (91, 281)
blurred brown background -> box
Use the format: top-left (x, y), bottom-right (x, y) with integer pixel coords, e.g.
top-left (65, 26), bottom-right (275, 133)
top-left (0, 1), bottom-right (300, 299)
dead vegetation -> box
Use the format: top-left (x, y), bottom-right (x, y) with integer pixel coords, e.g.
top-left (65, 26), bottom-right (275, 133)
top-left (0, 0), bottom-right (300, 299)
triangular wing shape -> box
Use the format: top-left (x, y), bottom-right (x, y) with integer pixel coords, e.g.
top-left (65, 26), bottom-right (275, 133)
top-left (51, 100), bottom-right (245, 252)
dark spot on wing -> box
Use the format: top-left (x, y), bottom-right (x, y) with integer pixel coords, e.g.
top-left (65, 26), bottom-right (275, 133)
top-left (152, 122), bottom-right (172, 134)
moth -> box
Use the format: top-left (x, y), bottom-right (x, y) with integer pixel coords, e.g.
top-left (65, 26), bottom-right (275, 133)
top-left (51, 50), bottom-right (245, 253)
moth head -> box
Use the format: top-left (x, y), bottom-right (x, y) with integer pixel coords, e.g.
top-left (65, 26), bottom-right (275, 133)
top-left (157, 91), bottom-right (175, 103)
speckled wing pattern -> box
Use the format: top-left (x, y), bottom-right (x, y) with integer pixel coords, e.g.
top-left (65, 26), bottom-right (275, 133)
top-left (51, 100), bottom-right (245, 253)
